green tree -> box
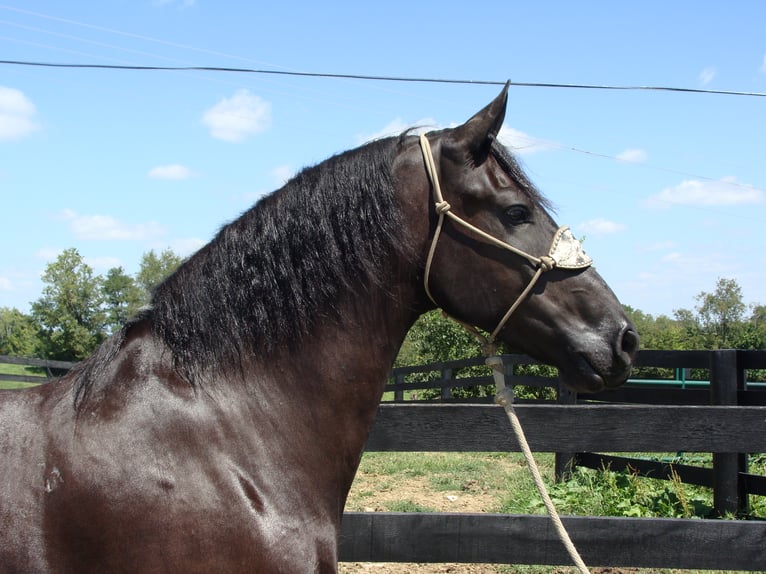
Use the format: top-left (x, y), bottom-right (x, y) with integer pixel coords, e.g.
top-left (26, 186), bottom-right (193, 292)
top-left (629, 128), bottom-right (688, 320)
top-left (398, 311), bottom-right (558, 400)
top-left (31, 248), bottom-right (106, 361)
top-left (750, 304), bottom-right (766, 326)
top-left (102, 266), bottom-right (143, 333)
top-left (625, 305), bottom-right (687, 350)
top-left (651, 314), bottom-right (688, 349)
top-left (672, 307), bottom-right (705, 349)
top-left (405, 310), bottom-right (483, 364)
top-left (136, 248), bottom-right (183, 303)
top-left (694, 277), bottom-right (746, 348)
top-left (0, 307), bottom-right (38, 356)
top-left (734, 304), bottom-right (766, 350)
top-left (395, 311), bottom-right (484, 398)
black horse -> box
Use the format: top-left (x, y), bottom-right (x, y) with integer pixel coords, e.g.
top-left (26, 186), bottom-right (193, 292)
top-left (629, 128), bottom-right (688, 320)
top-left (0, 86), bottom-right (638, 573)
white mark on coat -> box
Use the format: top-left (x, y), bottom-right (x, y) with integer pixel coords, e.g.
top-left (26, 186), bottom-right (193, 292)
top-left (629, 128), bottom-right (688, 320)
top-left (45, 467), bottom-right (64, 493)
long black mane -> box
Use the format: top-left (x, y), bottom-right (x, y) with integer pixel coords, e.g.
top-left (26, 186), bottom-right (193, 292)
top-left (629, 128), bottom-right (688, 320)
top-left (151, 136), bottom-right (411, 378)
top-left (74, 136), bottom-right (409, 403)
top-left (71, 134), bottom-right (550, 405)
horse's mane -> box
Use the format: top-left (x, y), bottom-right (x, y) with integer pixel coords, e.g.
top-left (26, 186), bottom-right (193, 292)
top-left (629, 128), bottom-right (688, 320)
top-left (73, 136), bottom-right (409, 405)
top-left (71, 134), bottom-right (550, 407)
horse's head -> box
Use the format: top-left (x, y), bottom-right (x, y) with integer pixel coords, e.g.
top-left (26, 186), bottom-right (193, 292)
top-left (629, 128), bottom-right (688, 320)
top-left (409, 85), bottom-right (638, 392)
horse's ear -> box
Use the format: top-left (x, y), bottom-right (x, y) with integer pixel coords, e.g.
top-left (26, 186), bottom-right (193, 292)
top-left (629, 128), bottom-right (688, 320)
top-left (451, 82), bottom-right (509, 163)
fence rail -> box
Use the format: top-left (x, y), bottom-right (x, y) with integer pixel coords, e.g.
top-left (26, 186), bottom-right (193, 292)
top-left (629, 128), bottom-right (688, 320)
top-left (339, 512), bottom-right (766, 569)
top-left (360, 348), bottom-right (766, 570)
top-left (3, 350), bottom-right (766, 569)
top-left (0, 355), bottom-right (75, 385)
top-left (348, 400), bottom-right (766, 569)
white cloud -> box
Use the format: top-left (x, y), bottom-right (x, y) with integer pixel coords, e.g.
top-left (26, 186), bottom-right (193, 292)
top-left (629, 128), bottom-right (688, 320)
top-left (616, 148), bottom-right (647, 163)
top-left (699, 67), bottom-right (716, 86)
top-left (578, 218), bottom-right (626, 236)
top-left (661, 252), bottom-right (683, 263)
top-left (498, 126), bottom-right (558, 155)
top-left (202, 90), bottom-right (271, 142)
top-left (646, 177), bottom-right (764, 208)
top-left (357, 121), bottom-right (557, 156)
top-left (659, 251), bottom-right (730, 275)
top-left (58, 209), bottom-right (166, 241)
top-left (0, 276), bottom-right (12, 291)
top-left (0, 86), bottom-right (41, 142)
top-left (271, 165), bottom-right (295, 186)
top-left (356, 117), bottom-right (436, 144)
top-left (34, 247), bottom-right (61, 261)
top-left (169, 237), bottom-right (205, 257)
top-left (148, 164), bottom-right (195, 180)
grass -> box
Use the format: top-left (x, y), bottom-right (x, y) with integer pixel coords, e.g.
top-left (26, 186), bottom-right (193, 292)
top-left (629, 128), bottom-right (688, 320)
top-left (518, 463), bottom-right (715, 519)
top-left (347, 451), bottom-right (766, 518)
top-left (0, 362), bottom-right (46, 389)
top-left (345, 451), bottom-right (523, 512)
top-left (344, 451), bottom-right (525, 521)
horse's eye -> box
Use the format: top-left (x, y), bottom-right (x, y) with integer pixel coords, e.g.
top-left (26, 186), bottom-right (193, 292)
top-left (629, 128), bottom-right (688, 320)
top-left (504, 205), bottom-right (530, 226)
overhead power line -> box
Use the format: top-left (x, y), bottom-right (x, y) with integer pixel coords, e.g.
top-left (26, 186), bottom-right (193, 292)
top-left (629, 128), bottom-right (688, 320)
top-left (2, 59), bottom-right (766, 98)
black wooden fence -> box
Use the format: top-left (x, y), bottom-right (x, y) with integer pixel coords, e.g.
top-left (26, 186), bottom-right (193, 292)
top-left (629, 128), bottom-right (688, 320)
top-left (4, 351), bottom-right (766, 570)
top-left (343, 349), bottom-right (766, 570)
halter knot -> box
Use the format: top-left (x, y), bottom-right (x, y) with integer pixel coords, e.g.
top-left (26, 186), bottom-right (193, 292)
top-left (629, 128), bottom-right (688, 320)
top-left (538, 256), bottom-right (556, 272)
top-left (435, 200), bottom-right (451, 215)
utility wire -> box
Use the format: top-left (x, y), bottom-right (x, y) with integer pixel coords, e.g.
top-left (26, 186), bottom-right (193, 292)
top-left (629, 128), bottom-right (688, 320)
top-left (2, 59), bottom-right (766, 98)
top-left (3, 58), bottom-right (763, 197)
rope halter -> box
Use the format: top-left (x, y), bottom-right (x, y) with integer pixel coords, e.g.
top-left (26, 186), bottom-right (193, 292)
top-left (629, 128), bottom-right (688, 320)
top-left (420, 132), bottom-right (595, 574)
top-left (419, 133), bottom-right (593, 352)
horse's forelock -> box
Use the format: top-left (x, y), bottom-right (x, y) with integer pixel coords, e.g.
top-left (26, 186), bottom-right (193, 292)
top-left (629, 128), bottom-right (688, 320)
top-left (489, 138), bottom-right (554, 213)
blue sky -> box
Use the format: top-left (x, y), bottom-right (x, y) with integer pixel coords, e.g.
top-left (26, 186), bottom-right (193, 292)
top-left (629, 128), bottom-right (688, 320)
top-left (1, 1), bottom-right (765, 318)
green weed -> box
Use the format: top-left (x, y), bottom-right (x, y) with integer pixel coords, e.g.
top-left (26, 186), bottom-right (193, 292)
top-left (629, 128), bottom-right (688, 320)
top-left (384, 500), bottom-right (436, 513)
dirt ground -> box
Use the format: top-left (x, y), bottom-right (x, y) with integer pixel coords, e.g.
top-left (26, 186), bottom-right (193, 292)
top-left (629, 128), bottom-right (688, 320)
top-left (340, 567), bottom-right (640, 574)
top-left (340, 463), bottom-right (509, 574)
top-left (347, 475), bottom-right (500, 514)
top-left (340, 564), bottom-right (518, 573)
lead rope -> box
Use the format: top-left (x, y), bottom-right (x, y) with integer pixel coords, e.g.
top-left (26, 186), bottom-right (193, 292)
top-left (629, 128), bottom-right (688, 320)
top-left (487, 355), bottom-right (591, 574)
top-left (419, 133), bottom-right (590, 574)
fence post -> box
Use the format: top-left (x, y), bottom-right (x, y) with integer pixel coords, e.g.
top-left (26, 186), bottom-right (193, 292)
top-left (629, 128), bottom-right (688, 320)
top-left (734, 351), bottom-right (750, 513)
top-left (440, 366), bottom-right (453, 401)
top-left (394, 372), bottom-right (405, 402)
top-left (709, 349), bottom-right (747, 516)
top-left (555, 382), bottom-right (578, 482)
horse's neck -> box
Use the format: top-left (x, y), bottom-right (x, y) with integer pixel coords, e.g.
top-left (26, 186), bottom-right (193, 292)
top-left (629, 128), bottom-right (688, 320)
top-left (208, 284), bottom-right (421, 515)
top-left (266, 283), bottom-right (420, 400)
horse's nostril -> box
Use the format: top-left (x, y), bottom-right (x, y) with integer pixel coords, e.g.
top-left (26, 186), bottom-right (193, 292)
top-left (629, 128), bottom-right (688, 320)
top-left (620, 326), bottom-right (640, 360)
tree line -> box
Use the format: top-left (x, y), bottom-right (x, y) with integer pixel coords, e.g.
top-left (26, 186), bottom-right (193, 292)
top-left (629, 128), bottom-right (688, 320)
top-left (1, 247), bottom-right (764, 368)
top-left (0, 248), bottom-right (182, 362)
